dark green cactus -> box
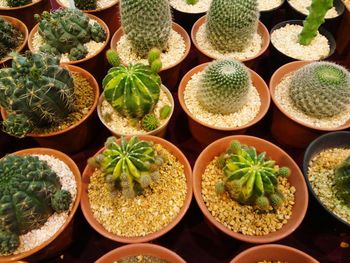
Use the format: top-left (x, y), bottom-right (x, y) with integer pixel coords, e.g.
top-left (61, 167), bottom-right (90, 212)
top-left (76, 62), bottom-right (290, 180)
top-left (142, 113), bottom-right (159, 131)
top-left (334, 155), bottom-right (350, 205)
top-left (0, 17), bottom-right (22, 60)
top-left (6, 0), bottom-right (31, 7)
top-left (0, 155), bottom-right (72, 255)
top-left (74, 0), bottom-right (97, 10)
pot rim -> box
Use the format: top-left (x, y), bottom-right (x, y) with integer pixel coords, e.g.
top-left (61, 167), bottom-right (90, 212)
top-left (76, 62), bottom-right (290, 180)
top-left (55, 0), bottom-right (119, 13)
top-left (0, 0), bottom-right (45, 10)
top-left (259, 0), bottom-right (286, 13)
top-left (286, 0), bottom-right (345, 19)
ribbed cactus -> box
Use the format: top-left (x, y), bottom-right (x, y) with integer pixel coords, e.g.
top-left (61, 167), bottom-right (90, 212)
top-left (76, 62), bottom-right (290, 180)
top-left (120, 0), bottom-right (172, 57)
top-left (299, 0), bottom-right (333, 45)
top-left (0, 17), bottom-right (22, 60)
top-left (89, 136), bottom-right (164, 198)
top-left (0, 155), bottom-right (72, 255)
top-left (334, 156), bottom-right (350, 205)
top-left (289, 62), bottom-right (350, 118)
top-left (6, 0), bottom-right (31, 7)
top-left (206, 0), bottom-right (259, 53)
top-left (74, 0), bottom-right (97, 10)
top-left (0, 51), bottom-right (75, 138)
top-left (196, 59), bottom-right (251, 114)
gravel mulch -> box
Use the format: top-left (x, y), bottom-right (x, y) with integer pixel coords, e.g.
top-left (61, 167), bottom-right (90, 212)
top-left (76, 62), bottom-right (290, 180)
top-left (288, 0), bottom-right (338, 18)
top-left (59, 0), bottom-right (118, 9)
top-left (170, 0), bottom-right (212, 13)
top-left (258, 0), bottom-right (283, 11)
top-left (115, 255), bottom-right (169, 263)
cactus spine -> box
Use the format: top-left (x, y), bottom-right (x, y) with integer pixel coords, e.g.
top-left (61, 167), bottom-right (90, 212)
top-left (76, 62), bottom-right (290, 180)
top-left (74, 0), bottom-right (97, 10)
top-left (0, 17), bottom-right (22, 60)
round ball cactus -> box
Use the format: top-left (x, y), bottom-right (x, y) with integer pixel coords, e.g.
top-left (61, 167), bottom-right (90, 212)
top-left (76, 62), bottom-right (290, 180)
top-left (74, 0), bottom-right (97, 10)
top-left (289, 62), bottom-right (350, 118)
top-left (334, 155), bottom-right (350, 205)
top-left (0, 17), bottom-right (22, 60)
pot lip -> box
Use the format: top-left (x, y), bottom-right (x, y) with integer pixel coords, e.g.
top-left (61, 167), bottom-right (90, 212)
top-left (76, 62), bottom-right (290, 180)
top-left (170, 2), bottom-right (208, 14)
top-left (97, 84), bottom-right (175, 137)
top-left (191, 15), bottom-right (270, 62)
top-left (178, 62), bottom-right (271, 132)
top-left (0, 64), bottom-right (100, 138)
top-left (55, 0), bottom-right (119, 13)
top-left (28, 13), bottom-right (110, 65)
top-left (192, 135), bottom-right (308, 243)
top-left (80, 134), bottom-right (193, 243)
top-left (96, 243), bottom-right (186, 263)
top-left (0, 0), bottom-right (44, 10)
top-left (259, 0), bottom-right (286, 13)
top-left (303, 131), bottom-right (350, 228)
top-left (110, 22), bottom-right (191, 72)
top-left (286, 0), bottom-right (345, 19)
top-left (0, 147), bottom-right (82, 262)
top-left (0, 15), bottom-right (28, 65)
top-left (269, 60), bottom-right (350, 132)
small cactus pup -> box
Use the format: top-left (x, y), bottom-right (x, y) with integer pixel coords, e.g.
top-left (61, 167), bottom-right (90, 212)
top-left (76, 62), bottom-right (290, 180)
top-left (0, 17), bottom-right (23, 61)
top-left (74, 0), bottom-right (97, 10)
top-left (215, 140), bottom-right (291, 211)
top-left (186, 0), bottom-right (198, 5)
top-left (334, 155), bottom-right (350, 205)
top-left (5, 0), bottom-right (31, 7)
top-left (88, 136), bottom-right (164, 198)
top-left (0, 154), bottom-right (72, 255)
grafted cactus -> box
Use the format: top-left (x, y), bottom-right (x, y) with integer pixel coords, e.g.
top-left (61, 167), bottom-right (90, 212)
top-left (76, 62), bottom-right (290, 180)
top-left (6, 0), bottom-right (31, 7)
top-left (0, 17), bottom-right (22, 60)
top-left (334, 156), bottom-right (350, 205)
top-left (74, 0), bottom-right (97, 10)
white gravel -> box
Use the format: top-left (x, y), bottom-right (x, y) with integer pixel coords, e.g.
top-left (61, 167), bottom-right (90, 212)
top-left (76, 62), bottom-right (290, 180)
top-left (288, 0), bottom-right (339, 18)
top-left (59, 0), bottom-right (118, 9)
top-left (0, 0), bottom-right (39, 8)
top-left (196, 23), bottom-right (263, 61)
top-left (258, 0), bottom-right (284, 11)
top-left (274, 73), bottom-right (350, 129)
top-left (183, 71), bottom-right (261, 128)
top-left (271, 24), bottom-right (330, 61)
top-left (170, 0), bottom-right (212, 13)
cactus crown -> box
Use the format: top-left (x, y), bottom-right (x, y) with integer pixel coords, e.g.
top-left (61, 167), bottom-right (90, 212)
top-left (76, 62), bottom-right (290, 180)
top-left (6, 0), bottom-right (31, 7)
top-left (74, 0), bottom-right (97, 10)
top-left (289, 62), bottom-right (350, 119)
top-left (0, 18), bottom-right (22, 60)
top-left (206, 0), bottom-right (259, 53)
top-left (197, 59), bottom-right (251, 114)
top-left (334, 155), bottom-right (350, 205)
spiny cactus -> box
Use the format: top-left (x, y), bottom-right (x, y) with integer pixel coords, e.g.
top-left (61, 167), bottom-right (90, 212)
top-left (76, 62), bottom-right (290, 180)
top-left (89, 136), bottom-right (164, 198)
top-left (74, 0), bottom-right (97, 10)
top-left (196, 59), bottom-right (251, 114)
top-left (6, 0), bottom-right (31, 7)
top-left (0, 17), bottom-right (22, 60)
top-left (142, 113), bottom-right (159, 131)
top-left (35, 9), bottom-right (106, 61)
top-left (299, 0), bottom-right (333, 45)
top-left (0, 51), bottom-right (75, 138)
top-left (216, 140), bottom-right (290, 211)
top-left (120, 0), bottom-right (172, 57)
top-left (0, 155), bottom-right (72, 255)
top-left (334, 155), bottom-right (350, 205)
top-left (206, 0), bottom-right (259, 53)
top-left (289, 62), bottom-right (350, 119)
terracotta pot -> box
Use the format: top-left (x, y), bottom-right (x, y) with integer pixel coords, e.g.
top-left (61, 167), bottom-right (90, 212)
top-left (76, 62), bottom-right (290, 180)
top-left (170, 5), bottom-right (207, 35)
top-left (110, 22), bottom-right (191, 91)
top-left (0, 147), bottom-right (82, 262)
top-left (97, 85), bottom-right (175, 138)
top-left (81, 135), bottom-right (193, 243)
top-left (269, 61), bottom-right (350, 149)
top-left (0, 15), bottom-right (28, 67)
top-left (0, 0), bottom-right (50, 30)
top-left (28, 13), bottom-right (110, 83)
top-left (96, 243), bottom-right (186, 263)
top-left (191, 16), bottom-right (270, 68)
top-left (193, 135), bottom-right (308, 243)
top-left (230, 244), bottom-right (319, 263)
top-left (259, 0), bottom-right (286, 30)
top-left (1, 64), bottom-right (100, 153)
top-left (178, 62), bottom-right (271, 146)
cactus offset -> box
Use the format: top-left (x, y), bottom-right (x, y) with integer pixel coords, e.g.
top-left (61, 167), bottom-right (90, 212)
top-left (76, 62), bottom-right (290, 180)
top-left (186, 0), bottom-right (198, 4)
top-left (142, 113), bottom-right (159, 131)
top-left (0, 18), bottom-right (22, 60)
top-left (74, 0), bottom-right (97, 10)
top-left (334, 156), bottom-right (350, 205)
top-left (6, 0), bottom-right (31, 7)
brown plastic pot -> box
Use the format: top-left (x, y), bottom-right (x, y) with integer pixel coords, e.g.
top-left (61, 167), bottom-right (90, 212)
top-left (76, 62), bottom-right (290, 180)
top-left (96, 243), bottom-right (186, 263)
top-left (178, 62), bottom-right (271, 146)
top-left (191, 16), bottom-right (270, 68)
top-left (269, 61), bottom-right (350, 149)
top-left (110, 22), bottom-right (191, 91)
top-left (0, 147), bottom-right (82, 263)
top-left (193, 135), bottom-right (308, 243)
top-left (81, 135), bottom-right (193, 243)
top-left (1, 64), bottom-right (100, 153)
top-left (230, 244), bottom-right (319, 263)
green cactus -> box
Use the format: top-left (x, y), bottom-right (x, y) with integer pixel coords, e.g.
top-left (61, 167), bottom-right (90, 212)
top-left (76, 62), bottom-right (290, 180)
top-left (0, 51), bottom-right (75, 138)
top-left (89, 136), bottom-right (164, 198)
top-left (206, 0), bottom-right (259, 53)
top-left (299, 0), bottom-right (333, 45)
top-left (216, 140), bottom-right (290, 211)
top-left (196, 59), bottom-right (251, 114)
top-left (186, 0), bottom-right (198, 4)
top-left (159, 105), bottom-right (171, 120)
top-left (334, 155), bottom-right (350, 205)
top-left (74, 0), bottom-right (97, 10)
top-left (120, 0), bottom-right (172, 57)
top-left (6, 0), bottom-right (31, 7)
top-left (0, 17), bottom-right (22, 60)
top-left (142, 113), bottom-right (159, 131)
top-left (0, 155), bottom-right (72, 255)
top-left (289, 62), bottom-right (350, 118)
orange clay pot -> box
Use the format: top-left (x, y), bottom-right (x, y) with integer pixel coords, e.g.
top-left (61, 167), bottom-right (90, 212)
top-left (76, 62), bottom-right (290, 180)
top-left (81, 135), bottom-right (193, 243)
top-left (269, 61), bottom-right (350, 149)
top-left (178, 62), bottom-right (271, 147)
top-left (0, 147), bottom-right (81, 263)
top-left (193, 135), bottom-right (308, 243)
top-left (1, 65), bottom-right (100, 153)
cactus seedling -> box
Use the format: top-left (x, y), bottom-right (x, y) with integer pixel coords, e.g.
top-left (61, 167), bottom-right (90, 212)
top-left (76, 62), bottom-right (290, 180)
top-left (6, 0), bottom-right (31, 7)
top-left (74, 0), bottom-right (97, 10)
top-left (334, 155), bottom-right (350, 205)
top-left (142, 113), bottom-right (160, 131)
top-left (159, 105), bottom-right (172, 120)
top-left (186, 0), bottom-right (198, 4)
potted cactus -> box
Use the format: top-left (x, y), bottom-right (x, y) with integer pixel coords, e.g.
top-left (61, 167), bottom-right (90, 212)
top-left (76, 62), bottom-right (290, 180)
top-left (110, 0), bottom-right (191, 90)
top-left (80, 135), bottom-right (193, 243)
top-left (178, 59), bottom-right (270, 146)
top-left (0, 51), bottom-right (100, 153)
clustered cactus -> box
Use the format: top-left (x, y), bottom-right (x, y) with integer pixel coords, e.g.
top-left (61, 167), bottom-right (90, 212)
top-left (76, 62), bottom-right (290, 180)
top-left (0, 51), bottom-right (75, 138)
top-left (289, 62), bottom-right (350, 119)
top-left (206, 0), bottom-right (259, 53)
top-left (6, 0), bottom-right (31, 7)
top-left (197, 59), bottom-right (251, 114)
top-left (0, 17), bottom-right (22, 60)
top-left (35, 8), bottom-right (106, 61)
top-left (334, 155), bottom-right (350, 205)
top-left (0, 155), bottom-right (72, 255)
top-left (216, 140), bottom-right (291, 211)
top-left (89, 136), bottom-right (164, 198)
top-left (74, 0), bottom-right (97, 10)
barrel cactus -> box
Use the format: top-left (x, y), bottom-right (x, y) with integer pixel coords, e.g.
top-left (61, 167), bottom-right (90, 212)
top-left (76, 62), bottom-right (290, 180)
top-left (74, 0), bottom-right (97, 10)
top-left (334, 155), bottom-right (350, 205)
top-left (120, 0), bottom-right (172, 57)
top-left (0, 17), bottom-right (22, 60)
top-left (6, 0), bottom-right (31, 7)
top-left (196, 59), bottom-right (251, 114)
top-left (289, 62), bottom-right (350, 118)
top-left (0, 51), bottom-right (75, 138)
top-left (206, 0), bottom-right (259, 53)
top-left (0, 155), bottom-right (72, 255)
